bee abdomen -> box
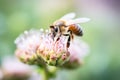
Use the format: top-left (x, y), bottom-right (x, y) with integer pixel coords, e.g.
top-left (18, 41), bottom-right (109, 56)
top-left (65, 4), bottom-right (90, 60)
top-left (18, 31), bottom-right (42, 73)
top-left (68, 24), bottom-right (83, 36)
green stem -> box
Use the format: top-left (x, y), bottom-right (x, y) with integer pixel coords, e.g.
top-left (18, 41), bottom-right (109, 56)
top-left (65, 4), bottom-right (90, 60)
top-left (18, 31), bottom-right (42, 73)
top-left (37, 57), bottom-right (49, 80)
top-left (43, 66), bottom-right (49, 80)
top-left (38, 64), bottom-right (57, 80)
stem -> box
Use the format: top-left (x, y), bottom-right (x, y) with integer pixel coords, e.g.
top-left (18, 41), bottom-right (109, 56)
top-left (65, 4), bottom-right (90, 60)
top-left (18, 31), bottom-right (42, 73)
top-left (42, 66), bottom-right (49, 80)
top-left (37, 64), bottom-right (57, 80)
top-left (37, 57), bottom-right (49, 80)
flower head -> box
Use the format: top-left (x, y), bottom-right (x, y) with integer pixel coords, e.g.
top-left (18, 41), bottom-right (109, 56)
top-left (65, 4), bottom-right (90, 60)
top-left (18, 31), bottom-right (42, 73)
top-left (62, 38), bottom-right (89, 69)
top-left (1, 57), bottom-right (32, 80)
top-left (15, 29), bottom-right (70, 66)
top-left (15, 29), bottom-right (44, 65)
top-left (15, 27), bottom-right (89, 68)
top-left (37, 35), bottom-right (70, 66)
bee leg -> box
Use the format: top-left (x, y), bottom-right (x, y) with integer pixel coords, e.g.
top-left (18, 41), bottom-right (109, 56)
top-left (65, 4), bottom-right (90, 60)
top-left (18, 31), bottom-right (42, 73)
top-left (67, 30), bottom-right (74, 41)
top-left (63, 34), bottom-right (71, 48)
top-left (63, 34), bottom-right (69, 36)
top-left (55, 33), bottom-right (61, 42)
top-left (54, 26), bottom-right (62, 42)
top-left (48, 32), bottom-right (55, 40)
top-left (67, 35), bottom-right (71, 48)
top-left (49, 25), bottom-right (56, 40)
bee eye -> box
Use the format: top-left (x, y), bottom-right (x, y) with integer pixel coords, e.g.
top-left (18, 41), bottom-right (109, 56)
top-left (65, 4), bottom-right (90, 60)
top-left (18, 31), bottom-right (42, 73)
top-left (55, 28), bottom-right (58, 32)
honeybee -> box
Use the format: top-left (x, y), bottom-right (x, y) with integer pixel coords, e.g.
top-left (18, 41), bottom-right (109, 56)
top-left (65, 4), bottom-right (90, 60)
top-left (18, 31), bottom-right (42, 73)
top-left (49, 12), bottom-right (90, 48)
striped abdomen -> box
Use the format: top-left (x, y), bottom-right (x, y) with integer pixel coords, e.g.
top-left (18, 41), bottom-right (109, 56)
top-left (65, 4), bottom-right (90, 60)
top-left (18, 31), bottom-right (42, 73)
top-left (68, 24), bottom-right (83, 36)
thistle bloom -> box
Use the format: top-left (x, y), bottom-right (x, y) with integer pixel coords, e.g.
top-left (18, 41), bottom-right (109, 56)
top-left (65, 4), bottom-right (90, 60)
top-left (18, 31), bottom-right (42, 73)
top-left (62, 38), bottom-right (89, 69)
top-left (15, 29), bottom-right (70, 66)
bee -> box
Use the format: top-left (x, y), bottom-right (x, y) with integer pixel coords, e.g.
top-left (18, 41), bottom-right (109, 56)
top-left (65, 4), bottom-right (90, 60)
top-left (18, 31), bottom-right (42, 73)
top-left (49, 12), bottom-right (90, 48)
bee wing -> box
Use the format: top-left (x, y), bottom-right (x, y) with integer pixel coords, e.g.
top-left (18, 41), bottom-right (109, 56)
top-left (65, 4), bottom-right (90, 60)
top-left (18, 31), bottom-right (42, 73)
top-left (60, 12), bottom-right (76, 20)
top-left (66, 18), bottom-right (90, 25)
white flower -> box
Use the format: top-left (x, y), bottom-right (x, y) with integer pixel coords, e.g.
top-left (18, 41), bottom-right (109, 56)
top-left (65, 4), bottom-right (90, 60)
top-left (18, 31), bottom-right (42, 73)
top-left (14, 28), bottom-right (89, 68)
top-left (15, 29), bottom-right (70, 66)
top-left (1, 56), bottom-right (33, 80)
top-left (62, 38), bottom-right (89, 69)
top-left (15, 29), bottom-right (45, 64)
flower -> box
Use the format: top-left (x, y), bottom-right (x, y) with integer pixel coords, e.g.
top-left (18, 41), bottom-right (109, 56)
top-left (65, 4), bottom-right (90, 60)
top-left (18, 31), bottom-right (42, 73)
top-left (37, 35), bottom-right (70, 66)
top-left (15, 29), bottom-right (44, 65)
top-left (15, 29), bottom-right (89, 68)
top-left (61, 38), bottom-right (89, 69)
top-left (15, 29), bottom-right (70, 66)
top-left (1, 56), bottom-right (33, 80)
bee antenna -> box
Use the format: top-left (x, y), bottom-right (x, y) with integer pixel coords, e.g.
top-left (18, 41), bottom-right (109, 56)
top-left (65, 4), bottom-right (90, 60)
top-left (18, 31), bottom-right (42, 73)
top-left (50, 25), bottom-right (54, 28)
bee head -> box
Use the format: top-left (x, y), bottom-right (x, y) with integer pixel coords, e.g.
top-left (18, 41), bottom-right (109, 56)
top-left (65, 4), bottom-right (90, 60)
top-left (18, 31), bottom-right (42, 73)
top-left (54, 20), bottom-right (65, 26)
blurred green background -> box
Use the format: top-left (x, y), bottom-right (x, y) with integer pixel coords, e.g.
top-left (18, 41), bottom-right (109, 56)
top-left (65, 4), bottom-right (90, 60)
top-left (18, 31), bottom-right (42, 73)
top-left (0, 0), bottom-right (120, 80)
